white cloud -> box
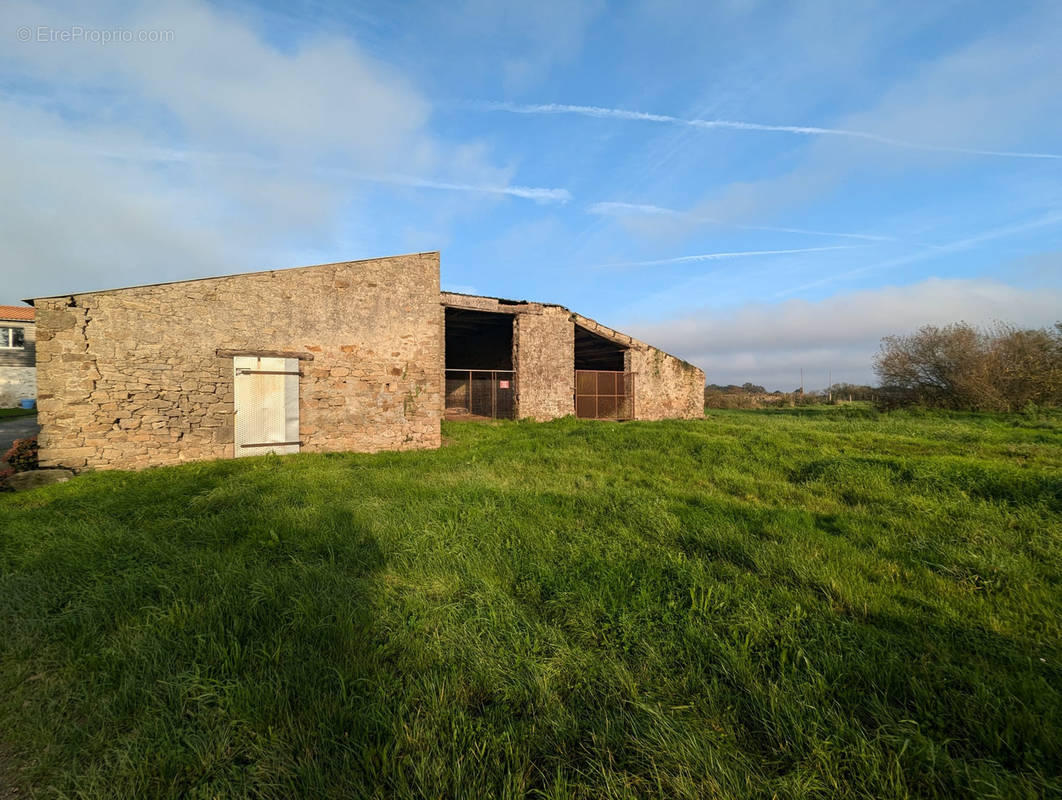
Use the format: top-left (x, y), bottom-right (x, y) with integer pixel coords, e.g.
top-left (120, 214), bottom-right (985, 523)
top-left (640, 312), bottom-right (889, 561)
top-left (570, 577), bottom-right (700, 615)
top-left (492, 5), bottom-right (1062, 236)
top-left (678, 4), bottom-right (1062, 226)
top-left (0, 0), bottom-right (564, 300)
top-left (3, 1), bottom-right (431, 168)
top-left (627, 277), bottom-right (1062, 390)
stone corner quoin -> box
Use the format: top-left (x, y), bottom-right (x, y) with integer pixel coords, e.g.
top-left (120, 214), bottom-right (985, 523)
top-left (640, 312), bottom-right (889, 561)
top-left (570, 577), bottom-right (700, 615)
top-left (31, 252), bottom-right (704, 471)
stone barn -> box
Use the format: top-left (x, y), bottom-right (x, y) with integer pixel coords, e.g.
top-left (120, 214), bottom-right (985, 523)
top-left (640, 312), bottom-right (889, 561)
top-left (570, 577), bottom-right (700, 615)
top-left (28, 252), bottom-right (704, 470)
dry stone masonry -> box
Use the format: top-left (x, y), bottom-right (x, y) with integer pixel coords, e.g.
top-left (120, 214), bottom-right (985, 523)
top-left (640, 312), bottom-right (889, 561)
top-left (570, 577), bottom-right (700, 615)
top-left (444, 295), bottom-right (705, 422)
top-left (33, 254), bottom-right (704, 471)
top-left (35, 254), bottom-right (442, 470)
top-left (570, 313), bottom-right (704, 420)
top-left (513, 307), bottom-right (576, 420)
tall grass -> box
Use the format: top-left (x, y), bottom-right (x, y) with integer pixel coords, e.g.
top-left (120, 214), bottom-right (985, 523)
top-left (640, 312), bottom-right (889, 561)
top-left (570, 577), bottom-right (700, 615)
top-left (1, 408), bottom-right (1060, 798)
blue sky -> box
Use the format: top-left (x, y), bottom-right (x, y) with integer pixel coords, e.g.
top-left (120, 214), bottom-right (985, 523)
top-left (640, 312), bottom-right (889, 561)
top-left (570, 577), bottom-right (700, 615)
top-left (2, 0), bottom-right (1060, 389)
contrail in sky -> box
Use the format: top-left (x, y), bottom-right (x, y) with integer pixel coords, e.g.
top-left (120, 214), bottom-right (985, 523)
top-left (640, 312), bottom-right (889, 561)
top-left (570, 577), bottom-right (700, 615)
top-left (599, 244), bottom-right (865, 269)
top-left (774, 209), bottom-right (1062, 297)
top-left (89, 144), bottom-right (572, 203)
top-left (587, 201), bottom-right (894, 241)
top-left (476, 102), bottom-right (1062, 160)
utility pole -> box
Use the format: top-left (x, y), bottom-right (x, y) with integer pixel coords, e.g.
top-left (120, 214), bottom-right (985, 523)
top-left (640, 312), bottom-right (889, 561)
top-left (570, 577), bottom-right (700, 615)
top-left (827, 369), bottom-right (832, 403)
top-left (800, 367), bottom-right (804, 395)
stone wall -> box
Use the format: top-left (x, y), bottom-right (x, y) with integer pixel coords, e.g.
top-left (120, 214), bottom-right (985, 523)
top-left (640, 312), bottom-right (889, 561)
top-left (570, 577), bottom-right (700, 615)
top-left (0, 366), bottom-right (36, 407)
top-left (628, 347), bottom-right (705, 419)
top-left (441, 293), bottom-right (576, 421)
top-left (35, 253), bottom-right (442, 470)
top-left (441, 296), bottom-right (703, 422)
top-left (514, 306), bottom-right (575, 420)
top-left (571, 313), bottom-right (704, 420)
top-left (35, 268), bottom-right (702, 471)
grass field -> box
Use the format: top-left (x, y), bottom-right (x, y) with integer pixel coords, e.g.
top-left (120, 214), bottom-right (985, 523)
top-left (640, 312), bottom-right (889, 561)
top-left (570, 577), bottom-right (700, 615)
top-left (0, 407), bottom-right (36, 419)
top-left (1, 407), bottom-right (1060, 798)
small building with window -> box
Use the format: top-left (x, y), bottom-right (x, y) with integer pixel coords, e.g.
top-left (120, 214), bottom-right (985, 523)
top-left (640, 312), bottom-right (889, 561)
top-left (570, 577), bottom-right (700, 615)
top-left (0, 305), bottom-right (36, 407)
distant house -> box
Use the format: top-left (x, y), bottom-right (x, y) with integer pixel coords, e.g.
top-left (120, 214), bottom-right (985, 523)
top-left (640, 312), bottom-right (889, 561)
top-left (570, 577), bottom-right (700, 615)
top-left (0, 305), bottom-right (36, 407)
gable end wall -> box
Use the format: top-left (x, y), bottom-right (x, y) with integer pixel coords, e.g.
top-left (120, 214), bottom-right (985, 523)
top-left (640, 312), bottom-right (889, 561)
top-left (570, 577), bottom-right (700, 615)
top-left (34, 253), bottom-right (442, 470)
top-left (569, 314), bottom-right (704, 420)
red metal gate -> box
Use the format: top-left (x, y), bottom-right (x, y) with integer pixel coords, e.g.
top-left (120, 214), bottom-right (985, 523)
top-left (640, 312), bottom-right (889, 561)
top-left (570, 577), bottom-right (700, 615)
top-left (575, 370), bottom-right (634, 420)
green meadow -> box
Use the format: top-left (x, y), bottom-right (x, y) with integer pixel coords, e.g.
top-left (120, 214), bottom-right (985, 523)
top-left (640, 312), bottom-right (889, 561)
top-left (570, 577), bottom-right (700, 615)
top-left (1, 407), bottom-right (1059, 798)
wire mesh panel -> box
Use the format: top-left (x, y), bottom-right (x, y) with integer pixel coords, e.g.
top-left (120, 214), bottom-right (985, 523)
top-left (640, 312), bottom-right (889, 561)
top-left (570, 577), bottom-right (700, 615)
top-left (574, 370), bottom-right (634, 420)
top-left (445, 370), bottom-right (515, 419)
top-left (470, 371), bottom-right (494, 416)
top-left (445, 374), bottom-right (469, 412)
top-left (496, 375), bottom-right (514, 419)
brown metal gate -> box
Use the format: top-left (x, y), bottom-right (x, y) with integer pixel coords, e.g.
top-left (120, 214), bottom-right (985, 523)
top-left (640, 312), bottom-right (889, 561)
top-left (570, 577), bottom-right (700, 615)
top-left (445, 369), bottom-right (515, 419)
top-left (575, 370), bottom-right (634, 420)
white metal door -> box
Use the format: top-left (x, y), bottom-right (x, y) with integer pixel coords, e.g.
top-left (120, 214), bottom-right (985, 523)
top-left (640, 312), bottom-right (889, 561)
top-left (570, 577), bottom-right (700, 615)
top-left (233, 356), bottom-right (300, 456)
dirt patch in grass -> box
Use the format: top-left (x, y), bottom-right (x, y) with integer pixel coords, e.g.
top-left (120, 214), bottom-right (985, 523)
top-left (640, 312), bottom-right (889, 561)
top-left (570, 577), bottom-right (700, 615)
top-left (0, 742), bottom-right (30, 798)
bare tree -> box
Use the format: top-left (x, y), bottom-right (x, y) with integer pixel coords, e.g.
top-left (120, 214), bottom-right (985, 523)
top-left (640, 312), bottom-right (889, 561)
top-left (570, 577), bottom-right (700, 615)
top-left (987, 323), bottom-right (1062, 409)
top-left (874, 321), bottom-right (1062, 411)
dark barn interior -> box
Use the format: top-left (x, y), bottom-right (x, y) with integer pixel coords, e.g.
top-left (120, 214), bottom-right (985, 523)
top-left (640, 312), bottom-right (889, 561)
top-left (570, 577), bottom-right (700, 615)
top-left (445, 308), bottom-right (513, 370)
top-left (574, 324), bottom-right (627, 370)
top-left (444, 307), bottom-right (515, 419)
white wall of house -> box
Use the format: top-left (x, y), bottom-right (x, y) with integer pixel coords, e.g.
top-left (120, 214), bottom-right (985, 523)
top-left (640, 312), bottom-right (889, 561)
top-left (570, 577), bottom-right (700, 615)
top-left (0, 366), bottom-right (36, 407)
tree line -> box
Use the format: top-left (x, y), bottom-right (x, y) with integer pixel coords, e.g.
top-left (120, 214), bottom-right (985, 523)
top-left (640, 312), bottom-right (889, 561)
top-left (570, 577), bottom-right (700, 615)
top-left (874, 321), bottom-right (1062, 411)
top-left (704, 321), bottom-right (1062, 412)
top-left (703, 382), bottom-right (876, 409)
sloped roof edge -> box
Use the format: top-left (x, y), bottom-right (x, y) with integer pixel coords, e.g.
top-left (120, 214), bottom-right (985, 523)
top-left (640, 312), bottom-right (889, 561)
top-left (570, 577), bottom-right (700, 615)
top-left (24, 251), bottom-right (441, 304)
